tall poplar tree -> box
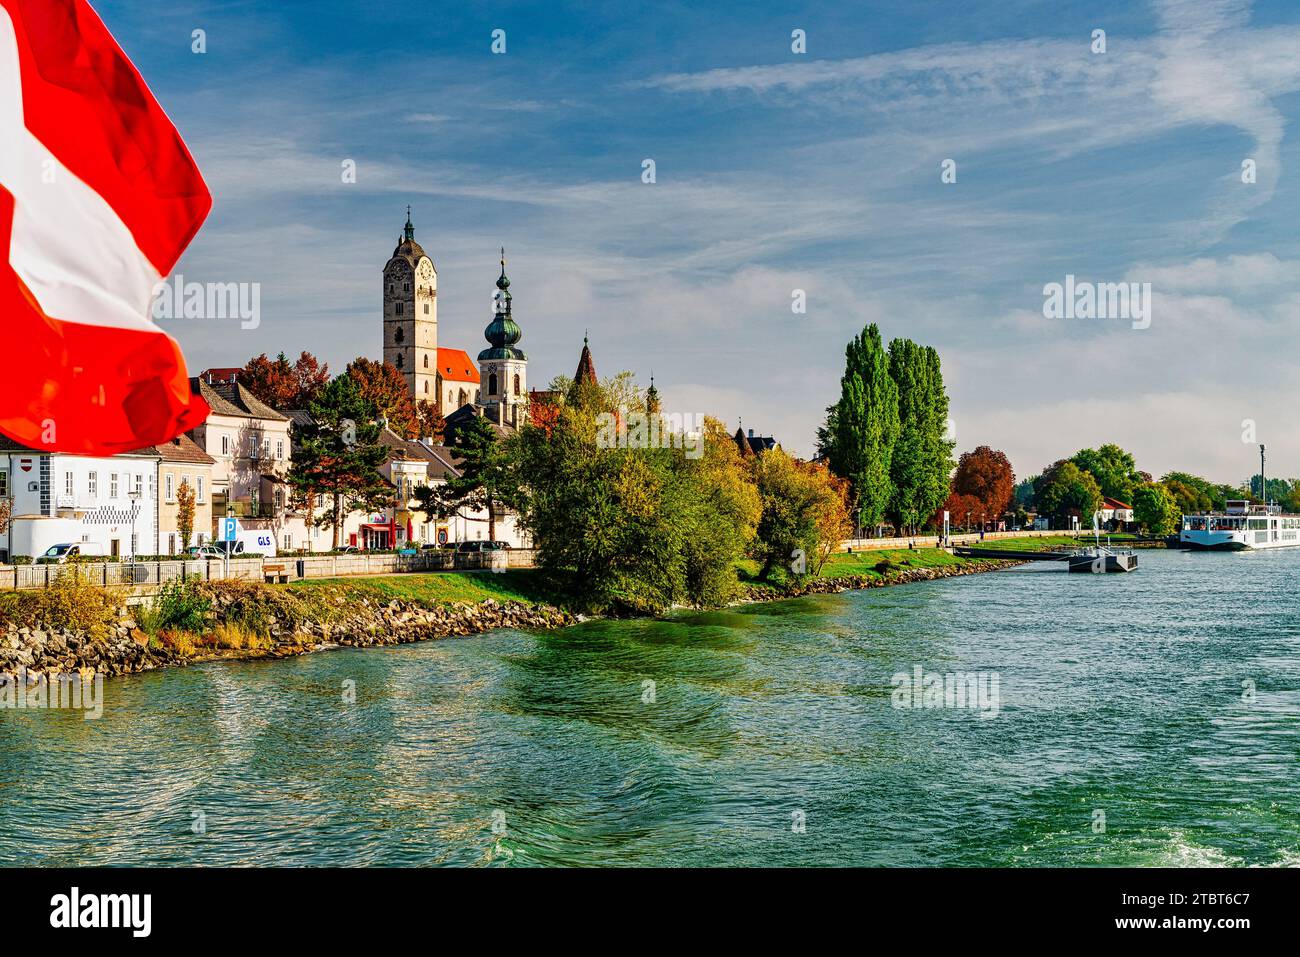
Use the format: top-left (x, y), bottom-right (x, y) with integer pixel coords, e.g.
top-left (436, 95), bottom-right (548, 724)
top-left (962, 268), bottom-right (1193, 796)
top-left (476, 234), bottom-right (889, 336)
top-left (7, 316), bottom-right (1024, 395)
top-left (820, 324), bottom-right (899, 532)
top-left (887, 339), bottom-right (954, 531)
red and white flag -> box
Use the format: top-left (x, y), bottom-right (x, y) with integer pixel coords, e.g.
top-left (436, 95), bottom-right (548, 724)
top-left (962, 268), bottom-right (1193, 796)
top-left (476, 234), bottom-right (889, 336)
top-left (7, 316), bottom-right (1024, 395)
top-left (0, 0), bottom-right (210, 455)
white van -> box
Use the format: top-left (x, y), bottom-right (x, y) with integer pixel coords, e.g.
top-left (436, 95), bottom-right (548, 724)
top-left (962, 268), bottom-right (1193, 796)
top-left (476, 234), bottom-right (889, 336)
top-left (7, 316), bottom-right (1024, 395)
top-left (43, 542), bottom-right (108, 563)
top-left (213, 531), bottom-right (277, 557)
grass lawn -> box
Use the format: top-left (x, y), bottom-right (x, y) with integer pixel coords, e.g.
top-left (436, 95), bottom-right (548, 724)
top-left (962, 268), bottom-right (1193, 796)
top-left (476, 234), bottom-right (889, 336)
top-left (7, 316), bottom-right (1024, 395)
top-left (737, 545), bottom-right (981, 592)
top-left (286, 569), bottom-right (561, 606)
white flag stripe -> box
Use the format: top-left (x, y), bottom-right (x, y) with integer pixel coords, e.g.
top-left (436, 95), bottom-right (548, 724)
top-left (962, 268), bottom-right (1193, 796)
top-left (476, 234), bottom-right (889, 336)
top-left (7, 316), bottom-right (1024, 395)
top-left (0, 7), bottom-right (161, 334)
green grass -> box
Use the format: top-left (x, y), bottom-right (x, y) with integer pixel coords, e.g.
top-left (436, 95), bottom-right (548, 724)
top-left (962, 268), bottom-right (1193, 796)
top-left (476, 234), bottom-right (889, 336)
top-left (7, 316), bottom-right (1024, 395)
top-left (737, 546), bottom-right (979, 592)
top-left (286, 569), bottom-right (562, 607)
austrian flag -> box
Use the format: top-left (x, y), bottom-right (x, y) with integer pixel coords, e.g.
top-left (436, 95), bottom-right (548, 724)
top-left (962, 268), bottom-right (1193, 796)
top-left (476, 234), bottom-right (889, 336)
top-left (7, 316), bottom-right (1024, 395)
top-left (0, 0), bottom-right (210, 454)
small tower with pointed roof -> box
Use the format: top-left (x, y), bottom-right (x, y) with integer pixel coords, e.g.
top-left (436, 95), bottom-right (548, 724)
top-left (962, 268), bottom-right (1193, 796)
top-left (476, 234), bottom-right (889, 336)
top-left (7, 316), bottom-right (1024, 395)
top-left (646, 373), bottom-right (661, 415)
top-left (477, 248), bottom-right (528, 428)
top-left (383, 207), bottom-right (438, 401)
top-left (574, 332), bottom-right (598, 387)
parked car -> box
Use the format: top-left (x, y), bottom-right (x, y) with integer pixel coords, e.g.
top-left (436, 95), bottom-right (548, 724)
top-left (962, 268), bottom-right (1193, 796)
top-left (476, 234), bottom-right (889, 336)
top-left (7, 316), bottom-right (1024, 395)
top-left (187, 544), bottom-right (225, 558)
top-left (333, 545), bottom-right (360, 554)
top-left (455, 540), bottom-right (509, 553)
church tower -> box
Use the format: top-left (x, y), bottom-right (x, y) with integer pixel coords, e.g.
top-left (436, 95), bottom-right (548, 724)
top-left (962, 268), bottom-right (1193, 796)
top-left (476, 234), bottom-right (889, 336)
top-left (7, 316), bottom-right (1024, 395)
top-left (478, 249), bottom-right (528, 428)
top-left (382, 208), bottom-right (438, 402)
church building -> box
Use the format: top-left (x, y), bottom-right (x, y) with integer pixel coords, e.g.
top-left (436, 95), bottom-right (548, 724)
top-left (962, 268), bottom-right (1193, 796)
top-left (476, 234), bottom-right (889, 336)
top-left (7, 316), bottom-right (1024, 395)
top-left (382, 211), bottom-right (528, 428)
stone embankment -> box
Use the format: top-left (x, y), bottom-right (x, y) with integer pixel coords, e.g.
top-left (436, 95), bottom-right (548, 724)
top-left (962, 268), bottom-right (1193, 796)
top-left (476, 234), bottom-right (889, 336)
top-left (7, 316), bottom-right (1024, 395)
top-left (1, 597), bottom-right (575, 680)
top-left (741, 557), bottom-right (1022, 601)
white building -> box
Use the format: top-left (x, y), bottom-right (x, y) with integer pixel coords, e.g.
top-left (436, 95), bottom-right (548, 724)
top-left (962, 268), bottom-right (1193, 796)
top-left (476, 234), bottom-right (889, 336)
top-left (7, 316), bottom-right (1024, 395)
top-left (0, 436), bottom-right (160, 561)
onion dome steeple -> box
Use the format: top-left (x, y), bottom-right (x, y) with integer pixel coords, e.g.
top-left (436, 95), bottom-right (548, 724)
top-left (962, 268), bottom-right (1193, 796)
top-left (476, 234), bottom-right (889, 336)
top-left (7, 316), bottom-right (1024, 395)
top-left (479, 248), bottom-right (526, 361)
top-left (646, 373), bottom-right (660, 414)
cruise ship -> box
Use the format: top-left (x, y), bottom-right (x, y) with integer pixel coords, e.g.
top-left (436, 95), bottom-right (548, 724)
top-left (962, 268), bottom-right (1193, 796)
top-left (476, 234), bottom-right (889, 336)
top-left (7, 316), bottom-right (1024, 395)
top-left (1180, 500), bottom-right (1300, 550)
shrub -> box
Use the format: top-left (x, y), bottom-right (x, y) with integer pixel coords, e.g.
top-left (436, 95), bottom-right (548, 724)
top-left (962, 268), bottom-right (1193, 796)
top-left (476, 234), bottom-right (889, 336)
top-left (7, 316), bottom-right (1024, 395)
top-left (146, 578), bottom-right (212, 633)
top-left (29, 565), bottom-right (122, 639)
top-left (160, 630), bottom-right (197, 656)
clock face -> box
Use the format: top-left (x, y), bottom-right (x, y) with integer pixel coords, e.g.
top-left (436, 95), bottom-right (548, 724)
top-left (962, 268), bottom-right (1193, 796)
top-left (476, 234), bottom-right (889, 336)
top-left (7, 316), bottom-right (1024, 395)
top-left (418, 259), bottom-right (433, 281)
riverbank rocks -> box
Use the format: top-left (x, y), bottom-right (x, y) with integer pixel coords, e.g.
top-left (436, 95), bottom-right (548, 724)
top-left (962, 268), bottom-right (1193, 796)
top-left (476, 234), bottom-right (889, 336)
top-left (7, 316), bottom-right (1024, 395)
top-left (0, 597), bottom-right (576, 683)
top-left (739, 557), bottom-right (1022, 602)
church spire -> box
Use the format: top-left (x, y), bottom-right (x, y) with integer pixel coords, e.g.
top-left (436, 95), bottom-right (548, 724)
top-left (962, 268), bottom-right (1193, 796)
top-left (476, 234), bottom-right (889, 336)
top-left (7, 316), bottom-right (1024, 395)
top-left (403, 205), bottom-right (414, 242)
top-left (646, 372), bottom-right (660, 414)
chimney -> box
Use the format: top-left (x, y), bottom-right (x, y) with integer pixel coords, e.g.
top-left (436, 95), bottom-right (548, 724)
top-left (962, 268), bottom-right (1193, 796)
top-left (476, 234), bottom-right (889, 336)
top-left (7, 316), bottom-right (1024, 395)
top-left (748, 429), bottom-right (754, 438)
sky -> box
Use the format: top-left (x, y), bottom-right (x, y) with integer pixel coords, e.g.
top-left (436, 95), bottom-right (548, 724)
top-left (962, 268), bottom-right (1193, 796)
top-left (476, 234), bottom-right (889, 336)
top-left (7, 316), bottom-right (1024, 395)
top-left (95, 0), bottom-right (1300, 486)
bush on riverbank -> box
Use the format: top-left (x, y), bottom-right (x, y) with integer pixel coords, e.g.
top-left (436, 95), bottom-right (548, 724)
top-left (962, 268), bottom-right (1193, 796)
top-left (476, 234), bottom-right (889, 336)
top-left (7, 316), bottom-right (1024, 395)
top-left (0, 566), bottom-right (122, 640)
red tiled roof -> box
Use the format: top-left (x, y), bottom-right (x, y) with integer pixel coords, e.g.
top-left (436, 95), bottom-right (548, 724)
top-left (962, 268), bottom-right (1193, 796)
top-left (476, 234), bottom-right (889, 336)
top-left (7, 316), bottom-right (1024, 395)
top-left (1102, 497), bottom-right (1132, 510)
top-left (200, 367), bottom-right (242, 384)
top-left (437, 347), bottom-right (479, 383)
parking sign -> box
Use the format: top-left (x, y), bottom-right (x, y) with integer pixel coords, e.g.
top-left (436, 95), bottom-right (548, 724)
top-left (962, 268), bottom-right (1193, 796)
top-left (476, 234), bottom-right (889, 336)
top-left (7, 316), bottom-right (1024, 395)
top-left (219, 517), bottom-right (238, 542)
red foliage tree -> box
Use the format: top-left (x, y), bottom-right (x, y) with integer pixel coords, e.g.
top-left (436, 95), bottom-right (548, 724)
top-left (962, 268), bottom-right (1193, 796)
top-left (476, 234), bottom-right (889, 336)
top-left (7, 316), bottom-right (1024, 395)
top-left (415, 400), bottom-right (445, 442)
top-left (346, 357), bottom-right (418, 438)
top-left (951, 446), bottom-right (1015, 522)
top-left (239, 352), bottom-right (298, 409)
top-left (292, 351), bottom-right (330, 407)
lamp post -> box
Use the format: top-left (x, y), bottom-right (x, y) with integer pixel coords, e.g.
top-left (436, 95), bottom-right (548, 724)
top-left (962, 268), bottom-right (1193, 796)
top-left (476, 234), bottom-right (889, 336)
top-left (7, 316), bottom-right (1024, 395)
top-left (127, 490), bottom-right (142, 561)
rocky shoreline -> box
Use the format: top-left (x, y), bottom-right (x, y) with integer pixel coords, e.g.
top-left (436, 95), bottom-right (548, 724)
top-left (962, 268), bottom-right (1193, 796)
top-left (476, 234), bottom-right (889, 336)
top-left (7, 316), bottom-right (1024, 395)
top-left (0, 556), bottom-right (1017, 683)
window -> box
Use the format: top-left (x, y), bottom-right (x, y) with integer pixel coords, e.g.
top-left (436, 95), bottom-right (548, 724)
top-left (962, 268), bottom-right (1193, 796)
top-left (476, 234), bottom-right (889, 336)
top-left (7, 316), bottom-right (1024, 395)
top-left (396, 302), bottom-right (404, 316)
top-left (488, 372), bottom-right (498, 395)
top-left (394, 327), bottom-right (404, 344)
top-left (88, 471), bottom-right (97, 496)
top-left (276, 440), bottom-right (284, 460)
top-left (133, 474), bottom-right (143, 497)
top-left (165, 473), bottom-right (174, 501)
top-left (197, 476), bottom-right (205, 503)
top-left (403, 282), bottom-right (410, 292)
top-left (423, 303), bottom-right (430, 314)
top-left (284, 534), bottom-right (292, 550)
top-left (110, 473), bottom-right (119, 498)
top-left (0, 471), bottom-right (7, 496)
top-left (64, 472), bottom-right (73, 496)
top-left (458, 388), bottom-right (467, 406)
top-left (168, 533), bottom-right (176, 556)
top-left (423, 354), bottom-right (429, 368)
top-left (396, 354), bottom-right (404, 369)
top-left (513, 373), bottom-right (520, 396)
top-left (221, 435), bottom-right (229, 456)
top-left (423, 381), bottom-right (429, 394)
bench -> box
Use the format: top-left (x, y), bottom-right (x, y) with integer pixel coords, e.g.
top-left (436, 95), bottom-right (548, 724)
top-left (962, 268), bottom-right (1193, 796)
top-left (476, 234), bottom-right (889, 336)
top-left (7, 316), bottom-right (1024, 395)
top-left (263, 563), bottom-right (289, 584)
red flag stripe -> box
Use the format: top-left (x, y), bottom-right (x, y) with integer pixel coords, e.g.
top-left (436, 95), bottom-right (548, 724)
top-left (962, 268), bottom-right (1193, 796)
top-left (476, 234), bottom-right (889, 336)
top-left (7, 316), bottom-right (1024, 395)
top-left (0, 0), bottom-right (210, 276)
top-left (0, 0), bottom-right (210, 454)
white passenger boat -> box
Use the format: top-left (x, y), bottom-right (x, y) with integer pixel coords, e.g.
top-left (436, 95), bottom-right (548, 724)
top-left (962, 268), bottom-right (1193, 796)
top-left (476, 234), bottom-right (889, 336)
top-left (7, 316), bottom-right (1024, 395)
top-left (1180, 500), bottom-right (1300, 551)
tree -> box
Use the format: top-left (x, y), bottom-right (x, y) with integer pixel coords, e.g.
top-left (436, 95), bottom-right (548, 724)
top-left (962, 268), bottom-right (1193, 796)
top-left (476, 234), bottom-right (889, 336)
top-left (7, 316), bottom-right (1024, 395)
top-left (0, 496), bottom-right (11, 537)
top-left (1132, 482), bottom-right (1181, 536)
top-left (346, 357), bottom-right (419, 438)
top-left (287, 374), bottom-right (393, 549)
top-left (415, 400), bottom-right (445, 442)
top-left (820, 324), bottom-right (899, 533)
top-left (1034, 460), bottom-right (1103, 527)
top-left (1071, 444), bottom-right (1140, 503)
top-left (751, 448), bottom-right (852, 579)
top-left (886, 338), bottom-right (954, 533)
top-left (240, 350), bottom-right (330, 410)
top-left (1014, 477), bottom-right (1037, 508)
top-left (292, 351), bottom-right (330, 407)
top-left (240, 352), bottom-right (298, 409)
top-left (176, 479), bottom-right (196, 550)
top-left (1248, 474), bottom-right (1291, 505)
top-left (414, 414), bottom-right (519, 541)
top-left (949, 446), bottom-right (1015, 525)
top-left (1161, 471), bottom-right (1228, 512)
top-left (513, 380), bottom-right (758, 615)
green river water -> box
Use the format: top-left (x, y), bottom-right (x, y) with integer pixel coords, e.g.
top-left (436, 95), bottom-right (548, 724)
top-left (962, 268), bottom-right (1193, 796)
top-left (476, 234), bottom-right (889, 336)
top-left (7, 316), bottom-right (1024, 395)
top-left (1, 548), bottom-right (1297, 866)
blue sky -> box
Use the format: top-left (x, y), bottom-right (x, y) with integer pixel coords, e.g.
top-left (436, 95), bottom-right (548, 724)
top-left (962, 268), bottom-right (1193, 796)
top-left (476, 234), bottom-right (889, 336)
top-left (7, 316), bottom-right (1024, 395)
top-left (97, 0), bottom-right (1300, 484)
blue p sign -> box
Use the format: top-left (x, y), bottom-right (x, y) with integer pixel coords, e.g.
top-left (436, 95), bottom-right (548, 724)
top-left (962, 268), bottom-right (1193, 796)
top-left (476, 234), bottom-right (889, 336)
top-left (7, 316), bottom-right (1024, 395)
top-left (220, 518), bottom-right (237, 542)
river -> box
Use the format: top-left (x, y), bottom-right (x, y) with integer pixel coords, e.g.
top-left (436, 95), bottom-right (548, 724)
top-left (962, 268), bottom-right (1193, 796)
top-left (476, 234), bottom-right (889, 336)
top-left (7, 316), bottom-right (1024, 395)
top-left (2, 548), bottom-right (1297, 866)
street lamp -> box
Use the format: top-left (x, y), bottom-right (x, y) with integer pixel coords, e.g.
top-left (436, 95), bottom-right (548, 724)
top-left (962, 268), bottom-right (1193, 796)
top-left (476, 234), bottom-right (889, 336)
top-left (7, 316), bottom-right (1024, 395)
top-left (127, 490), bottom-right (142, 563)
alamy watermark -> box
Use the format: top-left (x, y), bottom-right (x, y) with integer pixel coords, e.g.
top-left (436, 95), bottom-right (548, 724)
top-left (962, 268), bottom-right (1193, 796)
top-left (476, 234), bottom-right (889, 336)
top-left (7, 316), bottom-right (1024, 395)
top-left (1, 668), bottom-right (103, 719)
top-left (1043, 274), bottom-right (1151, 330)
top-left (891, 666), bottom-right (1000, 718)
top-left (596, 409), bottom-right (704, 459)
top-left (151, 274), bottom-right (260, 329)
